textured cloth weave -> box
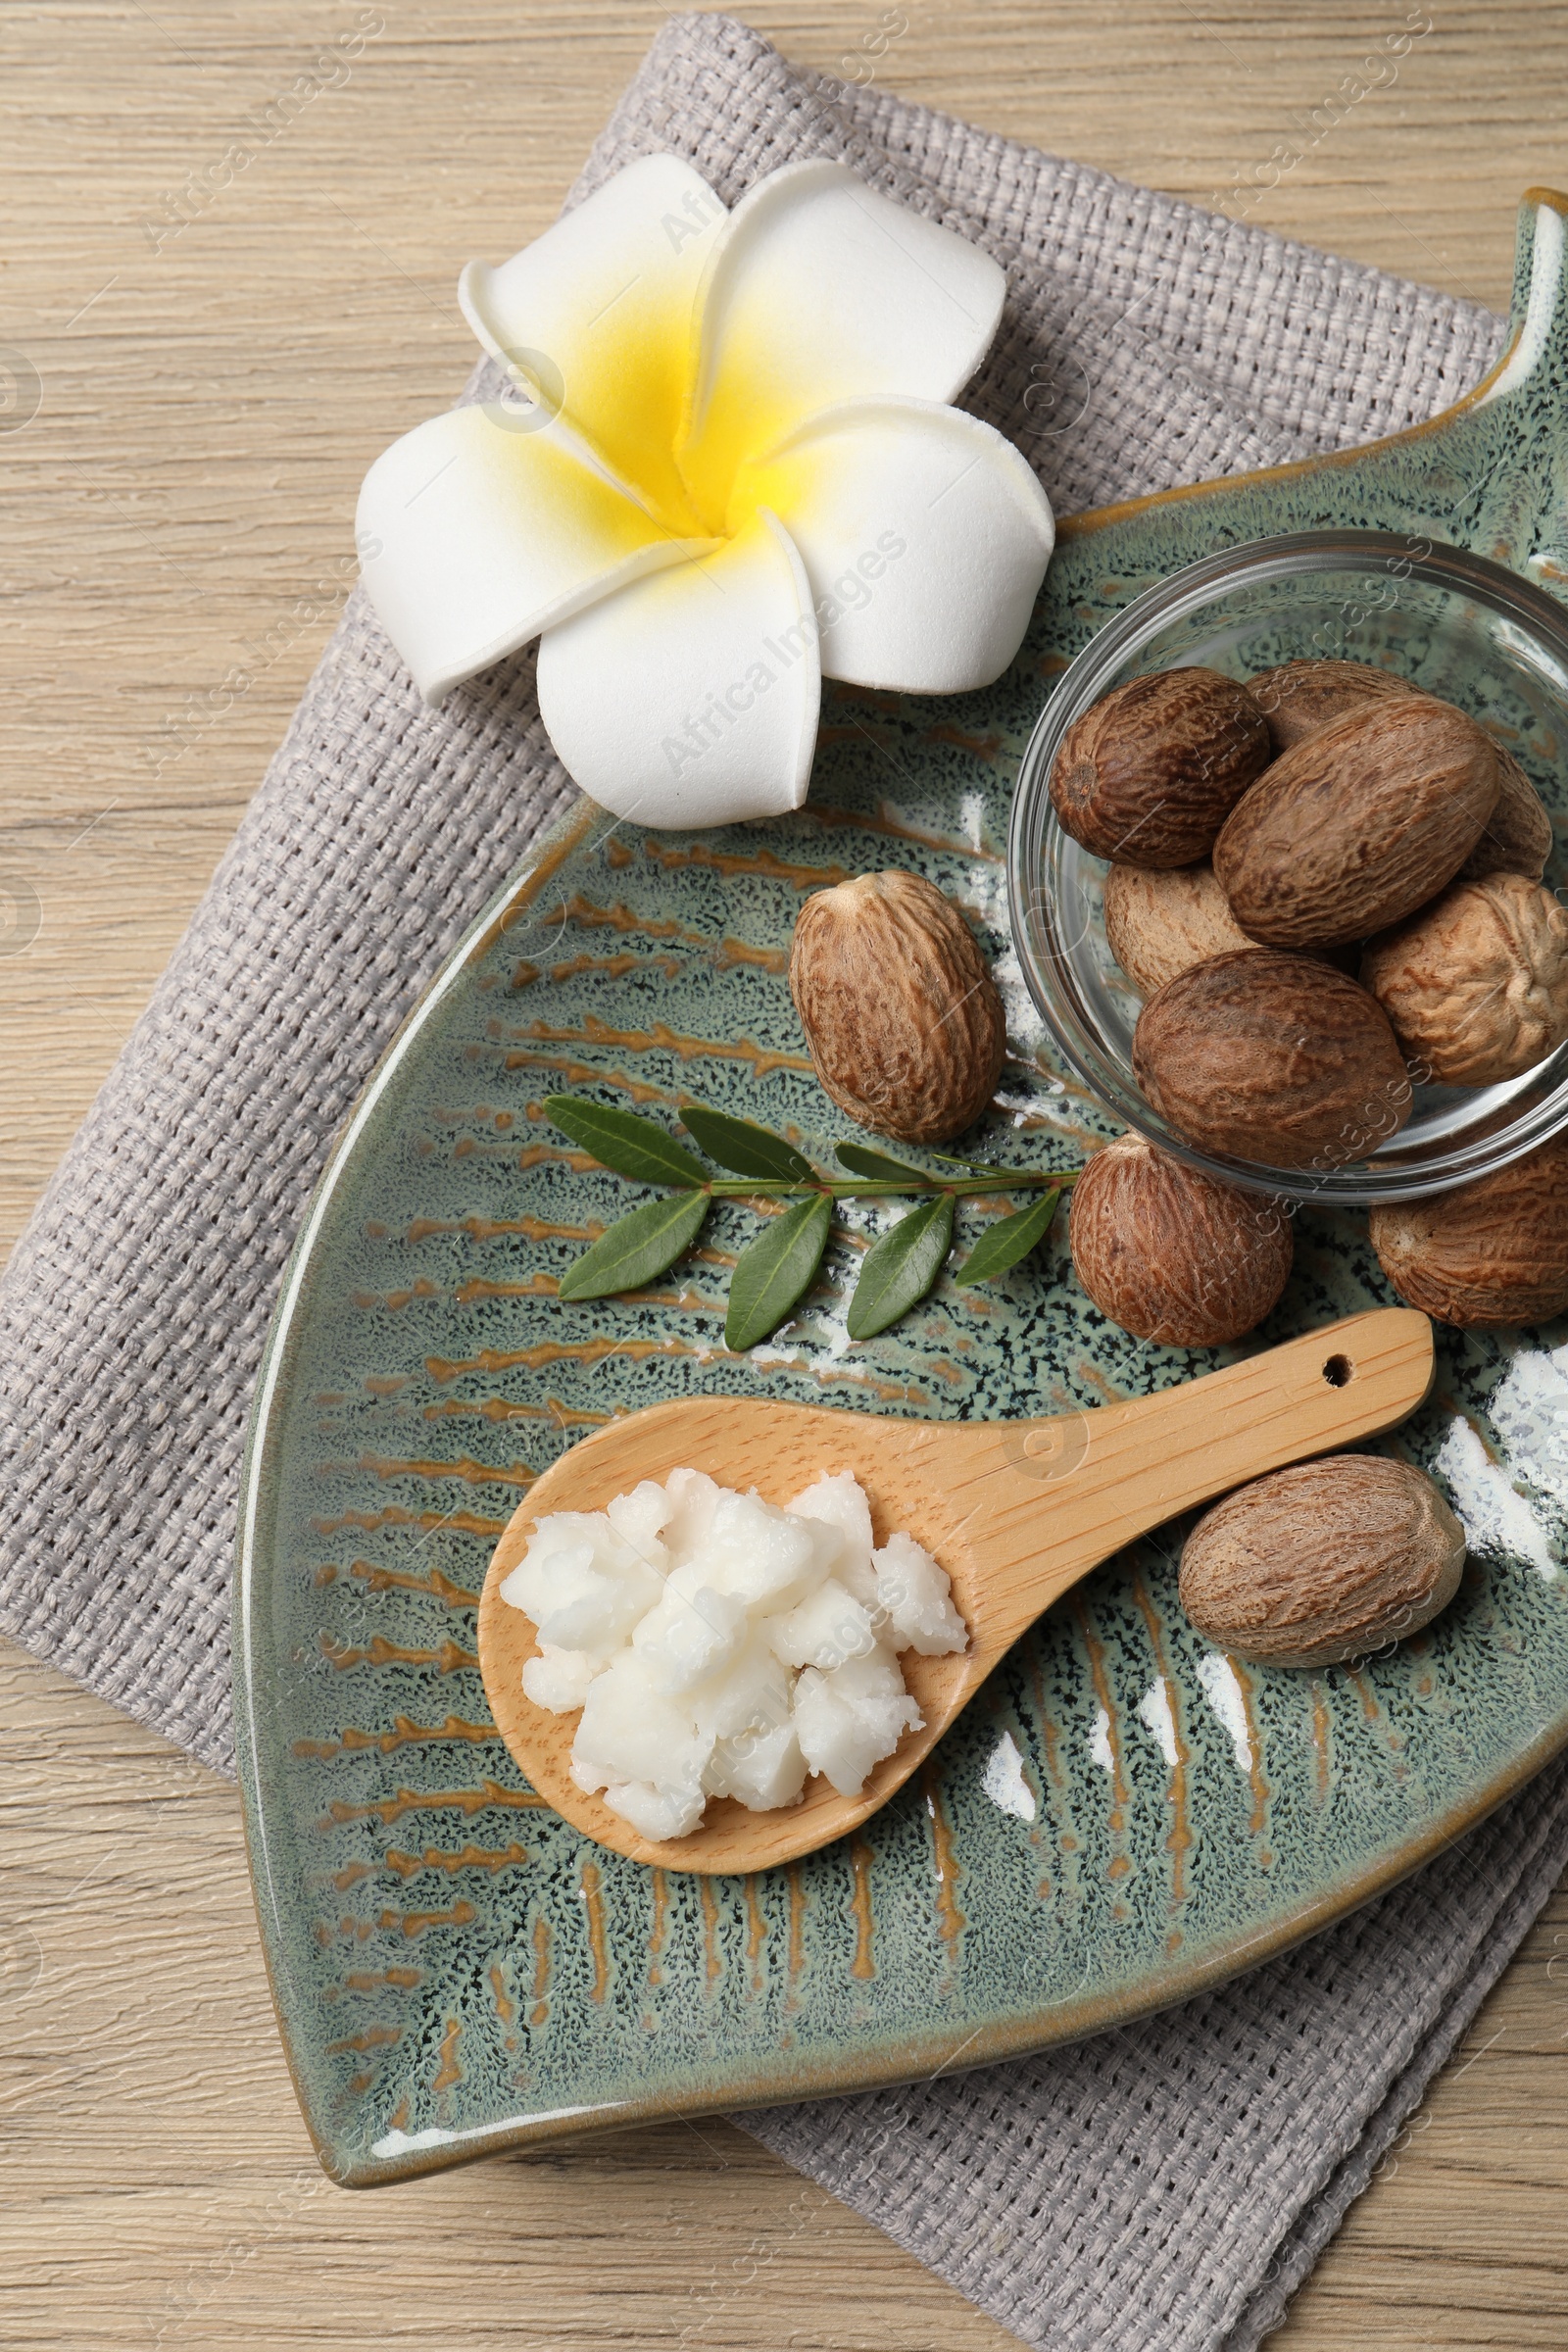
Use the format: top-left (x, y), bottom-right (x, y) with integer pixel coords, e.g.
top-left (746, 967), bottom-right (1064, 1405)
top-left (1, 15), bottom-right (1552, 2349)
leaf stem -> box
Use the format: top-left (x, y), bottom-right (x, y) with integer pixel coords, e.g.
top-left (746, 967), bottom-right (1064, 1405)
top-left (702, 1170), bottom-right (1078, 1200)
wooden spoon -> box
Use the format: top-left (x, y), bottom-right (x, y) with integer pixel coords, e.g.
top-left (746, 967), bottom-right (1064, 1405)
top-left (477, 1307), bottom-right (1434, 1875)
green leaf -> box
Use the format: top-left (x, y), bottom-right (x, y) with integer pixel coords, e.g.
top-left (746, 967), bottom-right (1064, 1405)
top-left (846, 1193), bottom-right (955, 1341)
top-left (835, 1142), bottom-right (932, 1185)
top-left (725, 1195), bottom-right (833, 1351)
top-left (545, 1096), bottom-right (710, 1189)
top-left (954, 1188), bottom-right (1062, 1284)
top-left (928, 1149), bottom-right (1015, 1177)
top-left (557, 1191), bottom-right (710, 1301)
top-left (680, 1103), bottom-right (814, 1182)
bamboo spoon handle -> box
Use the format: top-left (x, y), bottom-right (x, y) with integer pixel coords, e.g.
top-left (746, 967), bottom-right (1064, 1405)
top-left (958, 1307), bottom-right (1436, 1659)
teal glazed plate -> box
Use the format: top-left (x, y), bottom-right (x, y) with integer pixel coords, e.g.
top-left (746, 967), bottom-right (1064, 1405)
top-left (236, 191), bottom-right (1568, 2186)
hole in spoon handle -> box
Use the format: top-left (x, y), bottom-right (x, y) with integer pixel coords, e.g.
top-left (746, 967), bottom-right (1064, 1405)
top-left (981, 1310), bottom-right (1436, 1643)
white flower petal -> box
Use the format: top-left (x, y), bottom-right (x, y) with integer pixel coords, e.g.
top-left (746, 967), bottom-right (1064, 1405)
top-left (680, 161), bottom-right (1005, 527)
top-left (536, 511), bottom-right (820, 826)
top-left (460, 153), bottom-right (725, 537)
top-left (732, 397), bottom-right (1054, 692)
top-left (357, 404), bottom-right (711, 703)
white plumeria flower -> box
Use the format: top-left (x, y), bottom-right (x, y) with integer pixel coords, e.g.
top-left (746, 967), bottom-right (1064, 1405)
top-left (358, 155), bottom-right (1055, 829)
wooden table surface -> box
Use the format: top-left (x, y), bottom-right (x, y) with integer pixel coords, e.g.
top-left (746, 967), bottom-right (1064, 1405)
top-left (3, 5), bottom-right (1567, 2344)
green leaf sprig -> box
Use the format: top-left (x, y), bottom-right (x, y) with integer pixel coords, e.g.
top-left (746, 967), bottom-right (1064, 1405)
top-left (547, 1096), bottom-right (1078, 1350)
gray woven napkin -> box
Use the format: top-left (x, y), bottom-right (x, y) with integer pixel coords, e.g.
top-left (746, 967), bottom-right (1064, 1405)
top-left (0, 13), bottom-right (1552, 2347)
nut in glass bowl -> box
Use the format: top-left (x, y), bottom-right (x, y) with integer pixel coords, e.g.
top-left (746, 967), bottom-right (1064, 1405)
top-left (1006, 530), bottom-right (1568, 1204)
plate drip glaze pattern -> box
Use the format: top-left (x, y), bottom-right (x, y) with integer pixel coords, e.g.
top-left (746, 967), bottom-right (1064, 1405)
top-left (236, 191), bottom-right (1568, 2184)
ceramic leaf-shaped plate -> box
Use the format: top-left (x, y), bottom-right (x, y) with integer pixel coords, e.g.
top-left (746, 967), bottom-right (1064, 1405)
top-left (236, 192), bottom-right (1568, 2185)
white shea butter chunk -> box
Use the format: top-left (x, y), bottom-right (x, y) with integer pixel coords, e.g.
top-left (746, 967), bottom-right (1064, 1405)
top-left (521, 1644), bottom-right (600, 1711)
top-left (503, 1467), bottom-right (966, 1837)
top-left (794, 1648), bottom-right (923, 1797)
top-left (874, 1530), bottom-right (969, 1654)
top-left (632, 1573), bottom-right (748, 1692)
top-left (768, 1578), bottom-right (878, 1672)
top-left (787, 1471), bottom-right (881, 1606)
top-left (499, 1511), bottom-right (662, 1654)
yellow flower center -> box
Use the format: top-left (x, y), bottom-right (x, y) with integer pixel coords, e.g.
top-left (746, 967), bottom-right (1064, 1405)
top-left (538, 302), bottom-right (789, 545)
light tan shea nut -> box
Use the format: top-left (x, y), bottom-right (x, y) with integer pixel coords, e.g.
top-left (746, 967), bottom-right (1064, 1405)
top-left (1361, 872), bottom-right (1568, 1086)
top-left (1179, 1455), bottom-right (1466, 1669)
top-left (1457, 743), bottom-right (1554, 882)
top-left (1068, 1132), bottom-right (1293, 1347)
top-left (1248, 656), bottom-right (1412, 753)
top-left (1369, 1135), bottom-right (1568, 1327)
top-left (1213, 694), bottom-right (1500, 946)
top-left (789, 869), bottom-right (1006, 1145)
top-left (1132, 949), bottom-right (1412, 1169)
top-left (1050, 666), bottom-right (1271, 867)
top-left (1102, 861), bottom-right (1259, 995)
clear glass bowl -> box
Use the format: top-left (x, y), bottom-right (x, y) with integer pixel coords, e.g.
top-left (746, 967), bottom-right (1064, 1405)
top-left (1006, 530), bottom-right (1568, 1203)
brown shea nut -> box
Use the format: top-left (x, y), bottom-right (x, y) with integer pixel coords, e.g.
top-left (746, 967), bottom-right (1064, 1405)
top-left (1049, 666), bottom-right (1270, 867)
top-left (1361, 871), bottom-right (1568, 1086)
top-left (1068, 1132), bottom-right (1293, 1347)
top-left (1368, 1135), bottom-right (1568, 1327)
top-left (1133, 949), bottom-right (1412, 1169)
top-left (789, 869), bottom-right (1006, 1145)
top-left (1102, 861), bottom-right (1259, 996)
top-left (1213, 694), bottom-right (1500, 946)
top-left (1248, 656), bottom-right (1412, 753)
top-left (1247, 660), bottom-right (1552, 881)
top-left (1457, 743), bottom-right (1554, 882)
top-left (1179, 1456), bottom-right (1466, 1669)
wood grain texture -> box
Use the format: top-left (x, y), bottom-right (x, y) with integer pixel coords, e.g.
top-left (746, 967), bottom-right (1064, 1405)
top-left (2, 4), bottom-right (1566, 2343)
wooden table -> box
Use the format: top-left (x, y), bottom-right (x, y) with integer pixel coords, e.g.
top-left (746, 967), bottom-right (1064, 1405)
top-left (3, 6), bottom-right (1566, 2343)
